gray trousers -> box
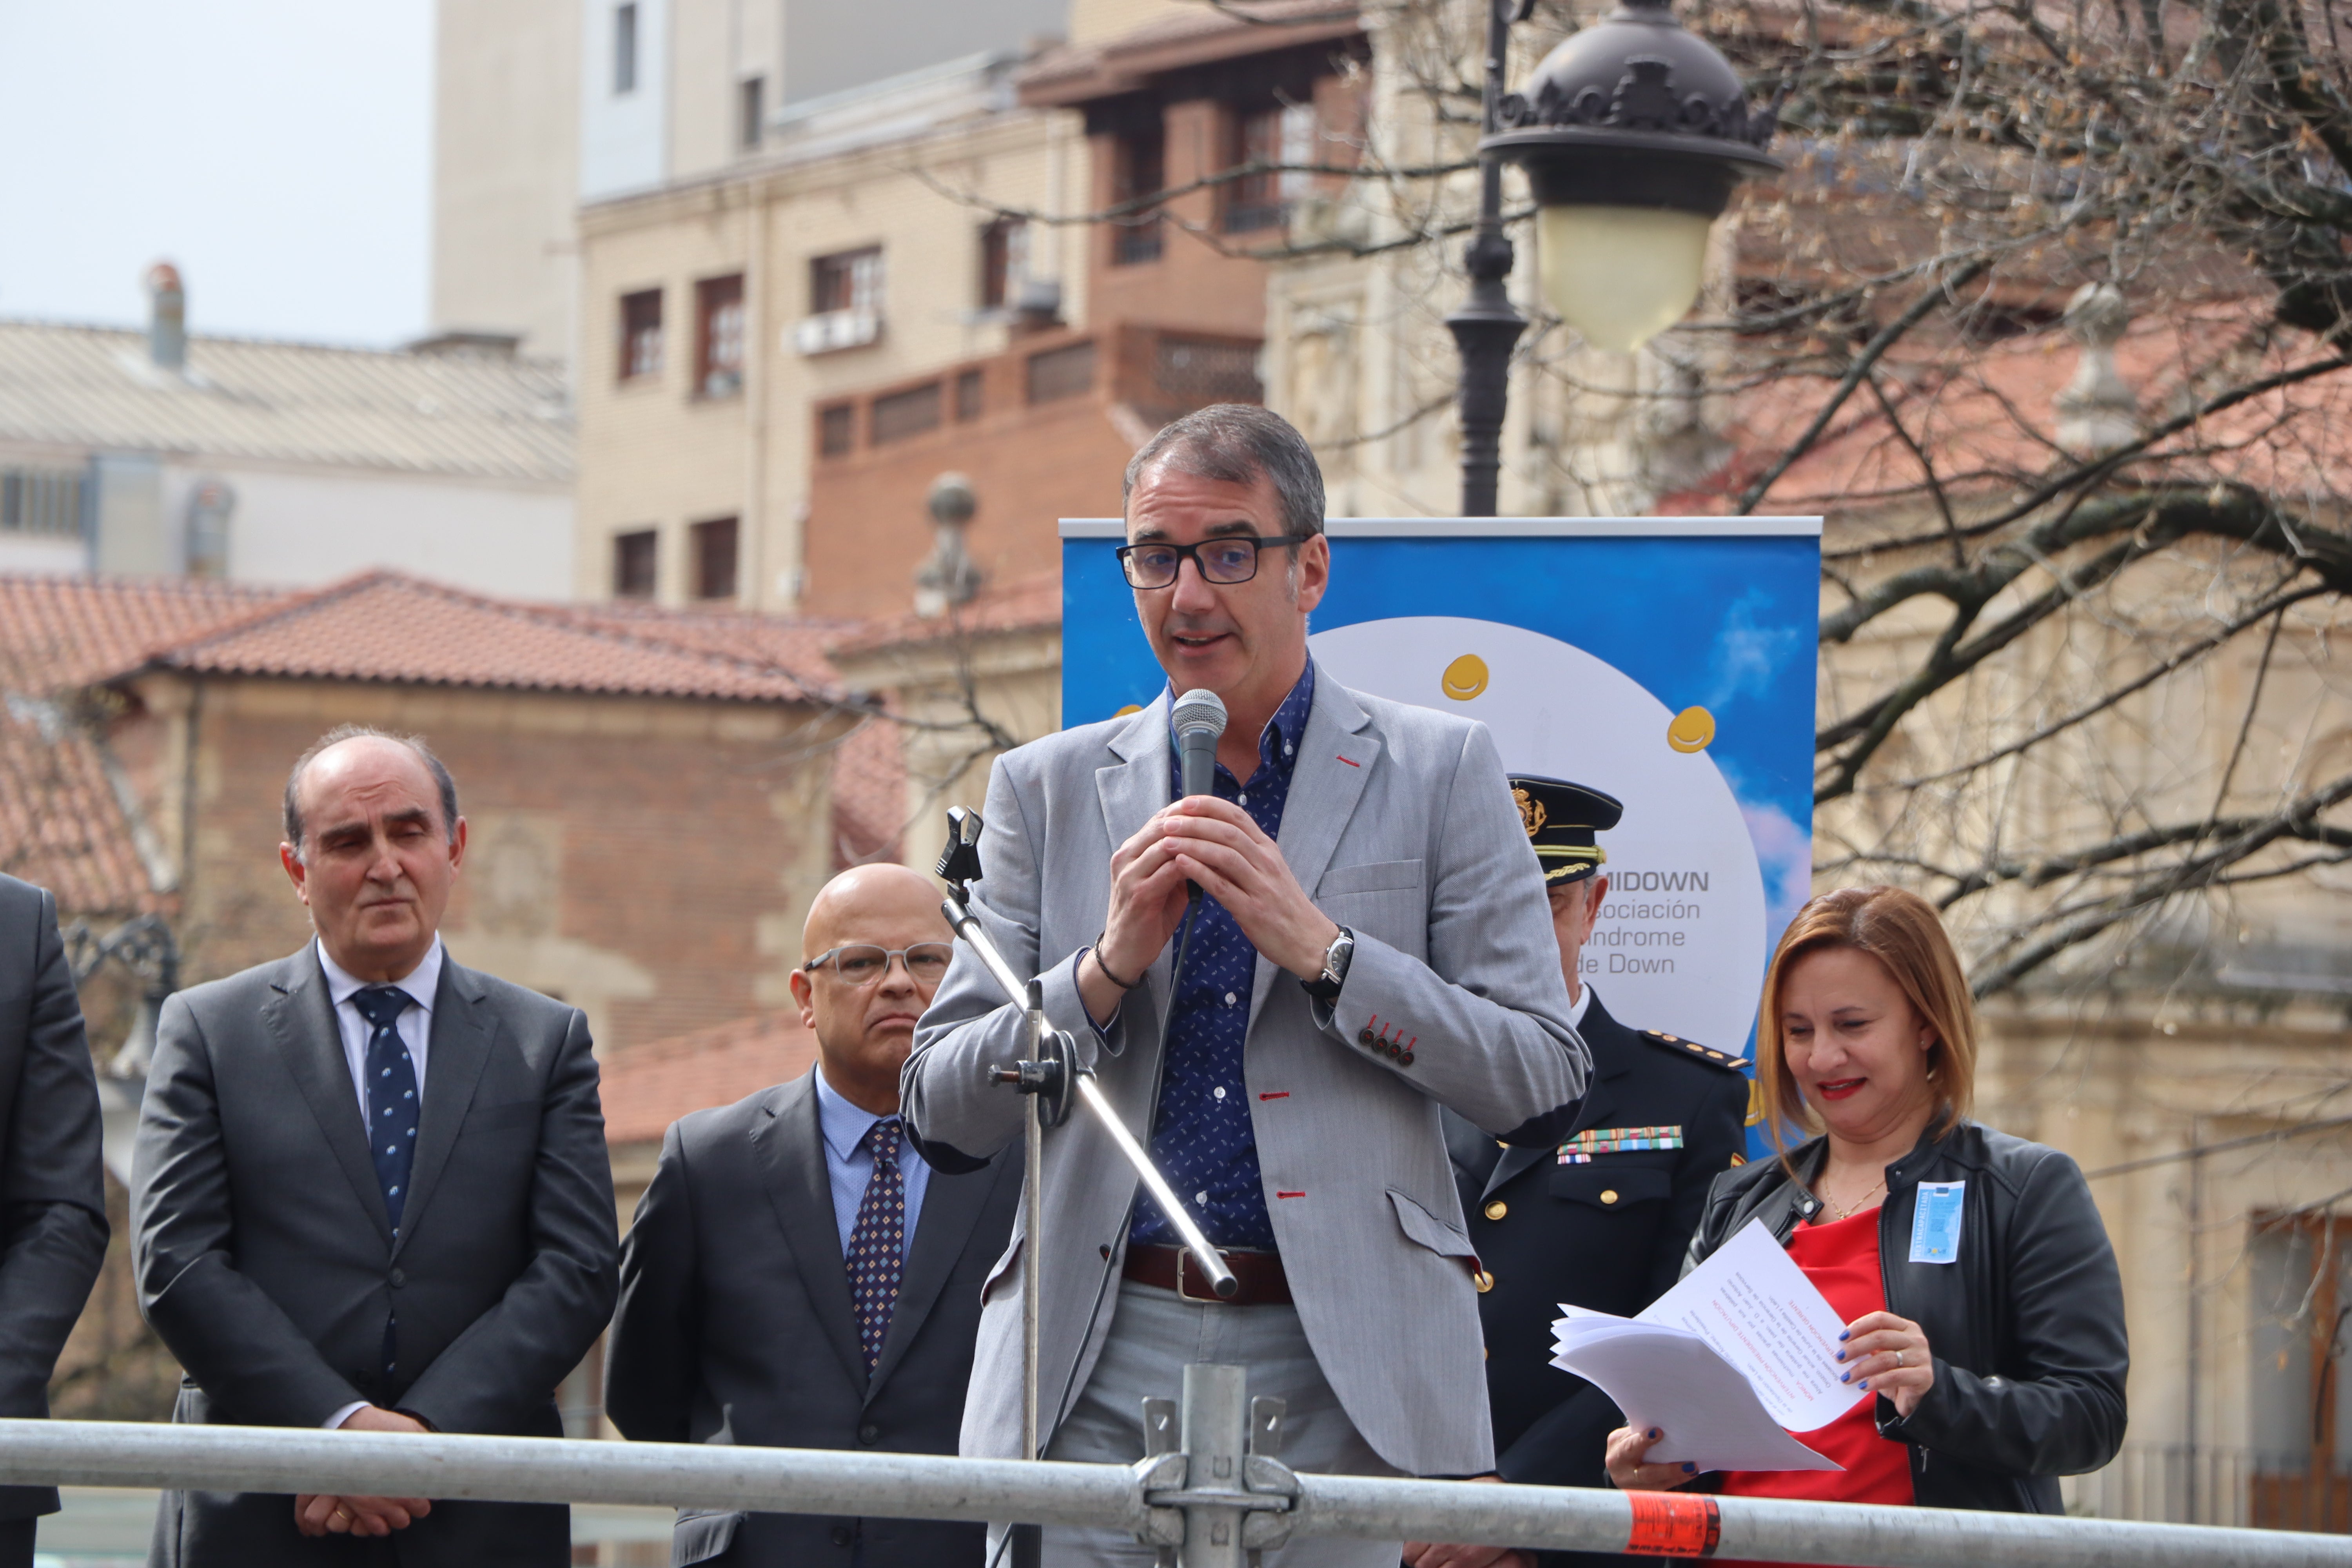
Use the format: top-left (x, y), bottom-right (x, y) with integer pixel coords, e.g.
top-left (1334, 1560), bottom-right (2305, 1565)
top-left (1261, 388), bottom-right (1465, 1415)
top-left (1024, 1279), bottom-right (1403, 1568)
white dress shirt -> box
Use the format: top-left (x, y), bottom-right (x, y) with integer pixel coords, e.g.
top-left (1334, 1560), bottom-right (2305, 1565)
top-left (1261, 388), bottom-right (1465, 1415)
top-left (315, 936), bottom-right (441, 1432)
top-left (813, 1067), bottom-right (931, 1261)
top-left (316, 937), bottom-right (441, 1129)
top-left (1567, 981), bottom-right (1592, 1031)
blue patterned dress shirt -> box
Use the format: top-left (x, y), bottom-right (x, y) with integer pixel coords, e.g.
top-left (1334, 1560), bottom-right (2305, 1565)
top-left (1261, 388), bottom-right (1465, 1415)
top-left (1129, 662), bottom-right (1316, 1252)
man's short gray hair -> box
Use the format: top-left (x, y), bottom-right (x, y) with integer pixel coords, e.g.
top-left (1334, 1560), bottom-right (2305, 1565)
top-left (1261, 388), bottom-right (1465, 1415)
top-left (283, 725), bottom-right (460, 860)
top-left (1122, 404), bottom-right (1327, 539)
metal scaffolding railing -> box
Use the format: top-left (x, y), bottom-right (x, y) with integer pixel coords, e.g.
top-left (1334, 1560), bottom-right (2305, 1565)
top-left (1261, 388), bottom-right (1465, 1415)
top-left (2, 1412), bottom-right (2350, 1568)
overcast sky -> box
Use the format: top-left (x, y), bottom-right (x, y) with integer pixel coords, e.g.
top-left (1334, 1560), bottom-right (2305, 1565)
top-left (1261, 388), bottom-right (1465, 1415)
top-left (0, 0), bottom-right (434, 347)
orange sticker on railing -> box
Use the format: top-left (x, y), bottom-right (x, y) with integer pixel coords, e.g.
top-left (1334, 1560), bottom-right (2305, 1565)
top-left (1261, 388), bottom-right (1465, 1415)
top-left (1624, 1492), bottom-right (1720, 1557)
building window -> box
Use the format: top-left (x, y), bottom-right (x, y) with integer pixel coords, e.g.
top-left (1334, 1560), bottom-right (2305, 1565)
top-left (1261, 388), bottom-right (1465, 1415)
top-left (2249, 1214), bottom-right (2352, 1527)
top-left (613, 3), bottom-right (639, 95)
top-left (1226, 103), bottom-right (1316, 233)
top-left (0, 466), bottom-right (83, 539)
top-left (1154, 336), bottom-right (1264, 408)
top-left (619, 288), bottom-right (663, 381)
top-left (955, 368), bottom-right (984, 422)
top-left (1112, 127), bottom-right (1165, 265)
top-left (1026, 340), bottom-right (1096, 404)
top-left (690, 517), bottom-right (739, 601)
top-left (818, 403), bottom-right (855, 456)
top-left (739, 76), bottom-right (764, 151)
top-left (695, 274), bottom-right (745, 397)
top-left (980, 217), bottom-right (1029, 310)
top-left (613, 529), bottom-right (657, 598)
top-left (811, 247), bottom-right (883, 316)
top-left (870, 382), bottom-right (942, 445)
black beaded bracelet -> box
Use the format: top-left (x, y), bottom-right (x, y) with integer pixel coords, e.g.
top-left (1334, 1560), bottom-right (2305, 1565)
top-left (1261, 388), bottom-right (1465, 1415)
top-left (1090, 935), bottom-right (1142, 992)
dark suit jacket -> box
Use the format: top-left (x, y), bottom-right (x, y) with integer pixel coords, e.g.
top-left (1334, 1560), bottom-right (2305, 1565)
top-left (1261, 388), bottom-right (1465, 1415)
top-left (0, 877), bottom-right (109, 1522)
top-left (606, 1071), bottom-right (1021, 1568)
top-left (1445, 989), bottom-right (1746, 1566)
top-left (132, 944), bottom-right (619, 1568)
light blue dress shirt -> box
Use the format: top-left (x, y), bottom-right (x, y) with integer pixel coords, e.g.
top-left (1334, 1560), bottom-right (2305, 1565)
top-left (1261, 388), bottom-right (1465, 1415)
top-left (813, 1067), bottom-right (931, 1259)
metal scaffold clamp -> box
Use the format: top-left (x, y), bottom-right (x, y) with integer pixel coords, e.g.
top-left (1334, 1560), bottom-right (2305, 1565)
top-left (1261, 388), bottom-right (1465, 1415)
top-left (1134, 1373), bottom-right (1298, 1567)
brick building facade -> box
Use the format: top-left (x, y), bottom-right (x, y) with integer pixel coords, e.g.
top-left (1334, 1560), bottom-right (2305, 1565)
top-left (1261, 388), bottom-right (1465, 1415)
top-left (572, 2), bottom-right (1367, 623)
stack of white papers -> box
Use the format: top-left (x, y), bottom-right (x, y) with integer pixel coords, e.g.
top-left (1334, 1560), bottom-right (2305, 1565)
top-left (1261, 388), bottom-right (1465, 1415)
top-left (1548, 1219), bottom-right (1864, 1473)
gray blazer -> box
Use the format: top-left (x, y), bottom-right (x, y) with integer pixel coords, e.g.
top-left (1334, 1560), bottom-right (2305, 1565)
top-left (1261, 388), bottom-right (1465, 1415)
top-left (903, 668), bottom-right (1588, 1478)
top-left (0, 877), bottom-right (109, 1523)
top-left (607, 1071), bottom-right (1022, 1567)
top-left (132, 945), bottom-right (619, 1568)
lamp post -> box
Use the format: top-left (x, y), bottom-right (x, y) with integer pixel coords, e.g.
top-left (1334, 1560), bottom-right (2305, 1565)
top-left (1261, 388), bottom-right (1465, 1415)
top-left (1446, 0), bottom-right (1783, 516)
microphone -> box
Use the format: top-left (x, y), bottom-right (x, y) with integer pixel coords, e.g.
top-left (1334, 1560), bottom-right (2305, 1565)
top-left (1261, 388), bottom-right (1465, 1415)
top-left (1171, 689), bottom-right (1227, 912)
top-left (1172, 689), bottom-right (1227, 798)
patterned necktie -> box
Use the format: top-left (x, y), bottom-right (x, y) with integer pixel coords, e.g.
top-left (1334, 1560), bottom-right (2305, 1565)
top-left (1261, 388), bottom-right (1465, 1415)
top-left (351, 985), bottom-right (420, 1385)
top-left (846, 1117), bottom-right (907, 1376)
top-left (352, 987), bottom-right (421, 1233)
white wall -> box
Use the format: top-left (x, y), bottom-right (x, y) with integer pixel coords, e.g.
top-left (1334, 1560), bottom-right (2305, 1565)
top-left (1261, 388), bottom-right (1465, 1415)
top-left (432, 0), bottom-right (583, 359)
top-left (0, 535), bottom-right (83, 575)
top-left (579, 0), bottom-right (670, 201)
top-left (198, 463), bottom-right (576, 600)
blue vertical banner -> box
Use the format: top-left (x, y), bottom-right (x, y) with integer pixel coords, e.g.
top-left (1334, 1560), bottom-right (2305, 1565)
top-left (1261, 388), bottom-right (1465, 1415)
top-left (1060, 517), bottom-right (1821, 1074)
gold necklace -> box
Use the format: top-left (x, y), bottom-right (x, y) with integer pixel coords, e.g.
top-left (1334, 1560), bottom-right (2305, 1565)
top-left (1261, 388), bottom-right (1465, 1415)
top-left (1823, 1178), bottom-right (1887, 1223)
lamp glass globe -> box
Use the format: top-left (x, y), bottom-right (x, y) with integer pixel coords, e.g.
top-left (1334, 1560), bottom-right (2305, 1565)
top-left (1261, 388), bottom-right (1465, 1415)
top-left (1537, 203), bottom-right (1715, 353)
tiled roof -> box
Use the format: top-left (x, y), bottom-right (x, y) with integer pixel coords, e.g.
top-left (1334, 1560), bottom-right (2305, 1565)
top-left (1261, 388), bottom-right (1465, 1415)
top-left (566, 599), bottom-right (858, 685)
top-left (828, 572), bottom-right (1061, 659)
top-left (0, 695), bottom-right (155, 915)
top-left (0, 574), bottom-right (282, 692)
top-left (0, 320), bottom-right (572, 484)
top-left (1667, 302), bottom-right (2348, 517)
top-left (0, 569), bottom-right (912, 915)
top-left (132, 570), bottom-right (840, 703)
top-left (829, 713), bottom-right (908, 867)
top-left (599, 1011), bottom-right (820, 1146)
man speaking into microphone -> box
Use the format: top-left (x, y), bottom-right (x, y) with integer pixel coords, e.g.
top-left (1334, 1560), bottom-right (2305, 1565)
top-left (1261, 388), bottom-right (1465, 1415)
top-left (903, 404), bottom-right (1587, 1566)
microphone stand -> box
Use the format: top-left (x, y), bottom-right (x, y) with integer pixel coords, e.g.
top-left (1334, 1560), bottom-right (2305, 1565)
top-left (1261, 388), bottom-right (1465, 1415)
top-left (933, 809), bottom-right (1238, 1566)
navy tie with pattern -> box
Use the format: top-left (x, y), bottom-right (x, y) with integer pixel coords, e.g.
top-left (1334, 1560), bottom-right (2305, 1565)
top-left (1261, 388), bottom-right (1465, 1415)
top-left (846, 1117), bottom-right (907, 1376)
top-left (351, 985), bottom-right (419, 1383)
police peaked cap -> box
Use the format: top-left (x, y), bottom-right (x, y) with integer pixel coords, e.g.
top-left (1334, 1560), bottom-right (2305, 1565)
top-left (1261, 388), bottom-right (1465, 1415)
top-left (1508, 775), bottom-right (1624, 887)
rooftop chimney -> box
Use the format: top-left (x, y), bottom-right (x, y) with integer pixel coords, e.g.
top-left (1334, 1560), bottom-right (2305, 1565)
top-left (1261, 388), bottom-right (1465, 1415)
top-left (146, 262), bottom-right (186, 371)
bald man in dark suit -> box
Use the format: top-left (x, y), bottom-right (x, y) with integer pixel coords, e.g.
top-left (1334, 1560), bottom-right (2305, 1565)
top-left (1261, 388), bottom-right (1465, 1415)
top-left (132, 727), bottom-right (616, 1567)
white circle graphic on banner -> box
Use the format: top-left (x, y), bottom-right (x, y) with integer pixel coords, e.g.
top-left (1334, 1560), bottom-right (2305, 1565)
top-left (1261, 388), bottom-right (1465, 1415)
top-left (1309, 615), bottom-right (1766, 1054)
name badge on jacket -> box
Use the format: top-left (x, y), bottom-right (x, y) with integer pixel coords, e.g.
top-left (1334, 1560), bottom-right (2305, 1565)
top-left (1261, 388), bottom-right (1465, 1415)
top-left (1909, 1181), bottom-right (1965, 1263)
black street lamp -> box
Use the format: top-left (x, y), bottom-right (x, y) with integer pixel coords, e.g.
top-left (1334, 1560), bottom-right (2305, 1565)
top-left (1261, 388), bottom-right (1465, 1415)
top-left (1446, 0), bottom-right (1783, 515)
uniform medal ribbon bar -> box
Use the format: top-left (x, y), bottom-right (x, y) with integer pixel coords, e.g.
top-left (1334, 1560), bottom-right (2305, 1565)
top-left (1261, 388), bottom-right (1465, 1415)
top-left (1557, 1124), bottom-right (1684, 1163)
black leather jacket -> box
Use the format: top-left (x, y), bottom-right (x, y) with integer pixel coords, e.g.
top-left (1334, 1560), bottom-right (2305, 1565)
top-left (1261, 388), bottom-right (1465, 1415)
top-left (1687, 1119), bottom-right (2127, 1513)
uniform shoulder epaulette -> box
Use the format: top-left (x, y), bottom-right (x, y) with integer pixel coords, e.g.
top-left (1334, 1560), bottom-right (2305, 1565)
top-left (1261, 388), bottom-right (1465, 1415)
top-left (1638, 1028), bottom-right (1747, 1073)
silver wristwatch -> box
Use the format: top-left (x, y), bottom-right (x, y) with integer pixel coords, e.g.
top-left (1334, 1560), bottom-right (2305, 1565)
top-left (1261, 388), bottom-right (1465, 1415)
top-left (1303, 926), bottom-right (1354, 1003)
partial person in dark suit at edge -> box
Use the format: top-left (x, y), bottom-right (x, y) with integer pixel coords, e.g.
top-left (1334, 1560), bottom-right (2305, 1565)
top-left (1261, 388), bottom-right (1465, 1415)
top-left (1414, 778), bottom-right (1748, 1568)
top-left (0, 876), bottom-right (111, 1568)
top-left (132, 727), bottom-right (618, 1566)
top-left (607, 863), bottom-right (1020, 1567)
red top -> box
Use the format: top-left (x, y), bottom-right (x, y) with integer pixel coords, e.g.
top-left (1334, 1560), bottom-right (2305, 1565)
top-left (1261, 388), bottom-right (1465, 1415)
top-left (1709, 1207), bottom-right (1915, 1566)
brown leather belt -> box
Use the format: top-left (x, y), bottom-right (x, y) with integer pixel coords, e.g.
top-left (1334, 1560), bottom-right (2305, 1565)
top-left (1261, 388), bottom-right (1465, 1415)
top-left (1121, 1242), bottom-right (1292, 1306)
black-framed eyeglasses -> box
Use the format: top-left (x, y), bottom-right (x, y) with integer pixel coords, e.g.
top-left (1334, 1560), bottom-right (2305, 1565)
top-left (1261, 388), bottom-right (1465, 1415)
top-left (802, 944), bottom-right (955, 984)
top-left (1116, 535), bottom-right (1302, 589)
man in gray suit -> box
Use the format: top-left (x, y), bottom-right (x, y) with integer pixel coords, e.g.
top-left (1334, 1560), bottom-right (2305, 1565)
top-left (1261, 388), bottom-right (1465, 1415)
top-left (132, 727), bottom-right (618, 1566)
top-left (904, 405), bottom-right (1588, 1566)
top-left (0, 876), bottom-right (110, 1568)
top-left (608, 862), bottom-right (1021, 1567)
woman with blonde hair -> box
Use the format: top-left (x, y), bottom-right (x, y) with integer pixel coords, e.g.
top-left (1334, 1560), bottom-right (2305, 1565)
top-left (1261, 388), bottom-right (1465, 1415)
top-left (1605, 886), bottom-right (2127, 1532)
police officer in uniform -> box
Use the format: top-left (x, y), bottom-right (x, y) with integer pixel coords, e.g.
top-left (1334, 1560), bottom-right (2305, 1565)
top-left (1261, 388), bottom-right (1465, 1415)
top-left (1442, 777), bottom-right (1749, 1568)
